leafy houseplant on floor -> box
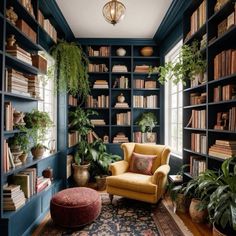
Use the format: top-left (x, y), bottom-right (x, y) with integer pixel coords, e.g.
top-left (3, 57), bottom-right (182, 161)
top-left (89, 139), bottom-right (121, 190)
top-left (24, 109), bottom-right (53, 159)
top-left (51, 40), bottom-right (90, 98)
top-left (136, 112), bottom-right (157, 143)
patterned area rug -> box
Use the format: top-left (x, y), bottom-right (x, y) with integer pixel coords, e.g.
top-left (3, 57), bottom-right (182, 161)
top-left (38, 194), bottom-right (190, 236)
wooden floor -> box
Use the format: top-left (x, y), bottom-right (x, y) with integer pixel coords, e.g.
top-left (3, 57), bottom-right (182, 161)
top-left (32, 192), bottom-right (212, 236)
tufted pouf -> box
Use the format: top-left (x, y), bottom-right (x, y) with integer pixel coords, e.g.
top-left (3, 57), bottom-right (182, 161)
top-left (50, 187), bottom-right (101, 227)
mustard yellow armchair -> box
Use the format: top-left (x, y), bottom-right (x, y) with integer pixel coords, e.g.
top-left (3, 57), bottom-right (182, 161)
top-left (106, 143), bottom-right (171, 204)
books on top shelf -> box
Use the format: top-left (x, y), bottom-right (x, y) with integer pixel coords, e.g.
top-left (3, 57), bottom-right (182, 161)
top-left (209, 140), bottom-right (236, 159)
top-left (112, 65), bottom-right (128, 73)
top-left (88, 46), bottom-right (110, 57)
top-left (134, 65), bottom-right (149, 73)
top-left (133, 132), bottom-right (157, 143)
top-left (187, 110), bottom-right (206, 129)
top-left (68, 95), bottom-right (78, 106)
top-left (116, 112), bottom-right (131, 125)
top-left (113, 132), bottom-right (129, 143)
top-left (213, 84), bottom-right (236, 102)
top-left (113, 76), bottom-right (129, 88)
top-left (93, 80), bottom-right (109, 88)
top-left (90, 119), bottom-right (106, 126)
top-left (133, 95), bottom-right (157, 108)
top-left (214, 49), bottom-right (236, 80)
top-left (3, 184), bottom-right (26, 211)
top-left (191, 133), bottom-right (207, 154)
top-left (190, 156), bottom-right (206, 178)
top-left (86, 95), bottom-right (109, 108)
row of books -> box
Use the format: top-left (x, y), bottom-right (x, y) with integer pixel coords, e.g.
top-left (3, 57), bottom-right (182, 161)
top-left (66, 155), bottom-right (73, 179)
top-left (16, 19), bottom-right (37, 43)
top-left (134, 65), bottom-right (149, 73)
top-left (217, 5), bottom-right (236, 38)
top-left (190, 92), bottom-right (206, 105)
top-left (20, 0), bottom-right (35, 19)
top-left (214, 49), bottom-right (236, 80)
top-left (36, 176), bottom-right (52, 193)
top-left (87, 131), bottom-right (100, 144)
top-left (189, 156), bottom-right (206, 178)
top-left (88, 63), bottom-right (108, 72)
top-left (113, 76), bottom-right (129, 89)
top-left (38, 9), bottom-right (57, 42)
top-left (214, 108), bottom-right (236, 131)
top-left (68, 131), bottom-right (79, 147)
top-left (190, 133), bottom-right (207, 154)
top-left (112, 65), bottom-right (128, 73)
top-left (88, 46), bottom-right (110, 57)
top-left (93, 80), bottom-right (109, 88)
top-left (116, 112), bottom-right (131, 126)
top-left (133, 95), bottom-right (158, 108)
top-left (28, 75), bottom-right (40, 98)
top-left (3, 184), bottom-right (25, 211)
top-left (134, 79), bottom-right (156, 89)
top-left (86, 95), bottom-right (109, 108)
top-left (68, 95), bottom-right (78, 106)
top-left (213, 84), bottom-right (236, 102)
top-left (209, 140), bottom-right (236, 159)
top-left (133, 132), bottom-right (157, 143)
top-left (90, 119), bottom-right (106, 126)
top-left (190, 72), bottom-right (207, 88)
top-left (113, 132), bottom-right (129, 143)
top-left (189, 0), bottom-right (206, 38)
top-left (4, 101), bottom-right (14, 131)
top-left (188, 110), bottom-right (206, 129)
top-left (114, 102), bottom-right (129, 108)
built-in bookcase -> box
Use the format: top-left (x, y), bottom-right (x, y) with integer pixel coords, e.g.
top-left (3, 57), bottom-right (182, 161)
top-left (183, 0), bottom-right (236, 180)
top-left (77, 41), bottom-right (163, 155)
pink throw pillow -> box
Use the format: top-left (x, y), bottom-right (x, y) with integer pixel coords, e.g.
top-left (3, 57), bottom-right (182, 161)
top-left (129, 152), bottom-right (156, 175)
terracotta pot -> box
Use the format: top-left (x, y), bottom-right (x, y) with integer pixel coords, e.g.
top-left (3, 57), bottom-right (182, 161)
top-left (176, 193), bottom-right (190, 213)
top-left (31, 146), bottom-right (45, 159)
top-left (189, 198), bottom-right (208, 223)
top-left (95, 175), bottom-right (107, 191)
top-left (213, 224), bottom-right (226, 236)
top-left (140, 46), bottom-right (153, 57)
top-left (72, 163), bottom-right (90, 187)
top-left (19, 152), bottom-right (28, 163)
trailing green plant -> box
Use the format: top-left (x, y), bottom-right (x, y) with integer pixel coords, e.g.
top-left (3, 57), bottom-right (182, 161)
top-left (136, 112), bottom-right (157, 133)
top-left (9, 133), bottom-right (30, 153)
top-left (207, 157), bottom-right (236, 233)
top-left (89, 139), bottom-right (121, 178)
top-left (149, 40), bottom-right (206, 86)
top-left (69, 107), bottom-right (98, 137)
top-left (51, 40), bottom-right (90, 98)
top-left (167, 183), bottom-right (187, 202)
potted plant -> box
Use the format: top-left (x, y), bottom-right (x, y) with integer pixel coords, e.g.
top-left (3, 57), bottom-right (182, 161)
top-left (51, 40), bottom-right (90, 98)
top-left (89, 139), bottom-right (121, 190)
top-left (149, 40), bottom-right (206, 86)
top-left (207, 157), bottom-right (236, 236)
top-left (24, 109), bottom-right (53, 159)
top-left (136, 112), bottom-right (157, 143)
top-left (72, 140), bottom-right (93, 187)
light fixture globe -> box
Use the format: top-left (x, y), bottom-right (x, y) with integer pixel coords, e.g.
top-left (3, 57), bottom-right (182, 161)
top-left (102, 0), bottom-right (126, 25)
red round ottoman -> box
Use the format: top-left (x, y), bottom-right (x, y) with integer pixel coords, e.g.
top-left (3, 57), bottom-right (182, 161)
top-left (50, 187), bottom-right (101, 227)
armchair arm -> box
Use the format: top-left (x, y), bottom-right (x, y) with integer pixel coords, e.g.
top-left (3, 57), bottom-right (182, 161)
top-left (152, 164), bottom-right (170, 186)
top-left (121, 143), bottom-right (135, 162)
top-left (109, 160), bottom-right (129, 176)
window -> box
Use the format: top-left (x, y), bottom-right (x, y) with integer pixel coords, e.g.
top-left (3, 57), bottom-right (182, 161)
top-left (38, 52), bottom-right (57, 153)
top-left (165, 40), bottom-right (183, 157)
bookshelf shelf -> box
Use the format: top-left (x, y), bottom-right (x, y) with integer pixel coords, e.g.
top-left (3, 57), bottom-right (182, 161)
top-left (133, 88), bottom-right (160, 91)
top-left (111, 88), bottom-right (131, 91)
top-left (4, 130), bottom-right (21, 135)
top-left (88, 56), bottom-right (110, 59)
top-left (208, 155), bottom-right (226, 162)
top-left (133, 107), bottom-right (160, 110)
top-left (183, 148), bottom-right (208, 157)
top-left (4, 92), bottom-right (40, 101)
top-left (184, 127), bottom-right (207, 131)
top-left (208, 100), bottom-right (236, 106)
top-left (208, 73), bottom-right (236, 85)
top-left (133, 56), bottom-right (160, 60)
top-left (184, 103), bottom-right (207, 109)
top-left (183, 172), bottom-right (193, 179)
top-left (208, 129), bottom-right (236, 134)
top-left (183, 83), bottom-right (206, 92)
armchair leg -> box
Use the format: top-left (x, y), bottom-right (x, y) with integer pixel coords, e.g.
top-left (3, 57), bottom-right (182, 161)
top-left (109, 194), bottom-right (113, 203)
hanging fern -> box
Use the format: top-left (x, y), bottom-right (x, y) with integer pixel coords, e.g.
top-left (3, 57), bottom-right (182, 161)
top-left (51, 41), bottom-right (90, 98)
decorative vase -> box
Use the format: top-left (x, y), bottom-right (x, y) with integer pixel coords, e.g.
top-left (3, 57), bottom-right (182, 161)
top-left (95, 175), bottom-right (107, 191)
top-left (7, 34), bottom-right (16, 47)
top-left (140, 46), bottom-right (153, 57)
top-left (72, 163), bottom-right (90, 187)
top-left (116, 47), bottom-right (126, 56)
top-left (175, 193), bottom-right (190, 213)
top-left (117, 93), bottom-right (125, 103)
top-left (31, 146), bottom-right (45, 159)
top-left (19, 152), bottom-right (28, 163)
top-left (189, 198), bottom-right (208, 223)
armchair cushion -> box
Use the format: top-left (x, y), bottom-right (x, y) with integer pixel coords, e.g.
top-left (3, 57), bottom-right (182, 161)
top-left (106, 172), bottom-right (157, 194)
top-left (129, 152), bottom-right (156, 175)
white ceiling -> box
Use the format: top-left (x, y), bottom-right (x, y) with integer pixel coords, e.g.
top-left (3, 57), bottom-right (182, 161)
top-left (56, 0), bottom-right (172, 38)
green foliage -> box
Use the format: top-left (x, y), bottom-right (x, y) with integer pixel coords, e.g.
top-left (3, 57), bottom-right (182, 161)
top-left (89, 139), bottom-right (121, 178)
top-left (69, 107), bottom-right (98, 137)
top-left (149, 40), bottom-right (206, 86)
top-left (167, 183), bottom-right (186, 202)
top-left (51, 40), bottom-right (90, 97)
top-left (207, 157), bottom-right (236, 232)
top-left (75, 140), bottom-right (93, 165)
top-left (23, 109), bottom-right (53, 147)
top-left (136, 112), bottom-right (157, 133)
